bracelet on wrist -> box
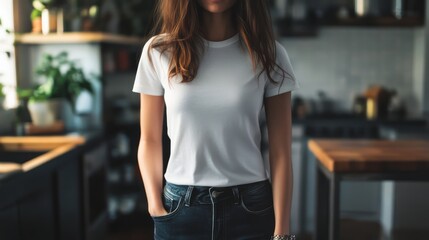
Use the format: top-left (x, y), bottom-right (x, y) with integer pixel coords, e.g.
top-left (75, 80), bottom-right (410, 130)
top-left (271, 234), bottom-right (296, 240)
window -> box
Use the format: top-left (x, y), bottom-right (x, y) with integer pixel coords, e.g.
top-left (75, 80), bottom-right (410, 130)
top-left (0, 0), bottom-right (18, 109)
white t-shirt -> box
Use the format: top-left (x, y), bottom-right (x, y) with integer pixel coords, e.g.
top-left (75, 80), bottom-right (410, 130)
top-left (132, 32), bottom-right (300, 187)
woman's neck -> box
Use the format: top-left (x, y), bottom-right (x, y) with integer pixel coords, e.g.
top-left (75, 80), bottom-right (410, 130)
top-left (199, 10), bottom-right (237, 41)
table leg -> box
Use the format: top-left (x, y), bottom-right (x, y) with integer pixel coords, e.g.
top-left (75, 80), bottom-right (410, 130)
top-left (329, 174), bottom-right (340, 240)
top-left (316, 165), bottom-right (329, 240)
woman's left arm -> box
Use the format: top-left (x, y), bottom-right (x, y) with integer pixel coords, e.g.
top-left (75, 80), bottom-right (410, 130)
top-left (264, 91), bottom-right (293, 235)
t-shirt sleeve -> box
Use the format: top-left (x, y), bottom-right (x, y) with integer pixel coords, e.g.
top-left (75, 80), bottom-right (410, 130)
top-left (264, 42), bottom-right (300, 98)
top-left (132, 36), bottom-right (164, 96)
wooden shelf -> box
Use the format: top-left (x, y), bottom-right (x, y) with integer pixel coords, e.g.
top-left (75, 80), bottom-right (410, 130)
top-left (322, 16), bottom-right (424, 27)
top-left (14, 32), bottom-right (147, 45)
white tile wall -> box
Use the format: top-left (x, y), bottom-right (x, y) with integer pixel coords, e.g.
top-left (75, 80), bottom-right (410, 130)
top-left (279, 27), bottom-right (421, 116)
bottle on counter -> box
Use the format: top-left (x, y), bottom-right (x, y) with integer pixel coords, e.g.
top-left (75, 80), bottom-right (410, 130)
top-left (366, 97), bottom-right (377, 120)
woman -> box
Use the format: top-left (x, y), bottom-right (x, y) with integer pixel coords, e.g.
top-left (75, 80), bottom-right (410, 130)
top-left (132, 0), bottom-right (300, 239)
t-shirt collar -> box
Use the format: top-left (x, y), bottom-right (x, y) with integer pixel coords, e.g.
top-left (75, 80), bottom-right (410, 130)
top-left (200, 32), bottom-right (240, 48)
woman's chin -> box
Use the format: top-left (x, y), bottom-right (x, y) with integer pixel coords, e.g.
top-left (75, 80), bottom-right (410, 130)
top-left (198, 0), bottom-right (237, 14)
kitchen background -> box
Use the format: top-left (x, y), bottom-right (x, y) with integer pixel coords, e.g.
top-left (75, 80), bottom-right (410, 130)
top-left (1, 0), bottom-right (429, 240)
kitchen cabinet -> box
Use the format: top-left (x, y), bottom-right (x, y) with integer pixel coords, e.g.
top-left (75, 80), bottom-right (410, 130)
top-left (0, 134), bottom-right (107, 240)
top-left (106, 122), bottom-right (146, 229)
top-left (318, 0), bottom-right (425, 27)
top-left (105, 108), bottom-right (170, 232)
top-left (0, 205), bottom-right (20, 240)
top-left (82, 140), bottom-right (109, 240)
top-left (4, 0), bottom-right (156, 236)
top-left (0, 178), bottom-right (56, 240)
top-left (18, 182), bottom-right (56, 240)
top-left (272, 0), bottom-right (425, 37)
top-left (0, 141), bottom-right (82, 240)
top-left (57, 155), bottom-right (83, 240)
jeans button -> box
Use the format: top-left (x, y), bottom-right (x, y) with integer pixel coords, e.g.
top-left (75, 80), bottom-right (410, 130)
top-left (211, 190), bottom-right (223, 198)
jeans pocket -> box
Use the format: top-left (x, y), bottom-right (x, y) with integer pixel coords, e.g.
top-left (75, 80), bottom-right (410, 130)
top-left (240, 181), bottom-right (274, 215)
top-left (151, 185), bottom-right (184, 221)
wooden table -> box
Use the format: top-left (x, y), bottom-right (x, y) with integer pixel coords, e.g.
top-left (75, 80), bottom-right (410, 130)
top-left (308, 139), bottom-right (429, 240)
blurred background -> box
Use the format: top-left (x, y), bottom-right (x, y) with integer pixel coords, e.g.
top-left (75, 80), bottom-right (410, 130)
top-left (0, 0), bottom-right (428, 240)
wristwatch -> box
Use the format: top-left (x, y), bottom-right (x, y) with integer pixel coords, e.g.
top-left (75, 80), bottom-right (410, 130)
top-left (270, 234), bottom-right (296, 240)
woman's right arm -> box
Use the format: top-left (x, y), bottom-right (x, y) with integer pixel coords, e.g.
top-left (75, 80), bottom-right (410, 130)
top-left (137, 93), bottom-right (168, 217)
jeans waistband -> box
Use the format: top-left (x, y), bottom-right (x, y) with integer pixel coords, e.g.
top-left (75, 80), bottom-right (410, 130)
top-left (164, 179), bottom-right (271, 206)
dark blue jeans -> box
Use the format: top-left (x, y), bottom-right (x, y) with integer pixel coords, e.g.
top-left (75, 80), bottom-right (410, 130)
top-left (151, 179), bottom-right (275, 240)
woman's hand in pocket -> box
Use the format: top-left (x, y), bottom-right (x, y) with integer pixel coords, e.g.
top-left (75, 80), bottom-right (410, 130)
top-left (149, 206), bottom-right (169, 217)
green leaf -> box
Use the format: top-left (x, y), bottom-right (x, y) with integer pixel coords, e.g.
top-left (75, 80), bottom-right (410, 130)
top-left (0, 82), bottom-right (4, 98)
top-left (39, 0), bottom-right (53, 5)
top-left (32, 51), bottom-right (96, 109)
top-left (16, 88), bottom-right (34, 99)
top-left (32, 1), bottom-right (46, 12)
top-left (32, 1), bottom-right (46, 11)
top-left (31, 9), bottom-right (42, 20)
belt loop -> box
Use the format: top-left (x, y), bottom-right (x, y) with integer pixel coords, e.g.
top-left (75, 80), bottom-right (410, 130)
top-left (232, 187), bottom-right (240, 204)
top-left (184, 186), bottom-right (194, 207)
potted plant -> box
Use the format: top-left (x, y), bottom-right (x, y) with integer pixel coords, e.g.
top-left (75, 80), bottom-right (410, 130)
top-left (31, 8), bottom-right (42, 33)
top-left (31, 0), bottom-right (57, 33)
top-left (30, 1), bottom-right (47, 33)
top-left (27, 51), bottom-right (96, 128)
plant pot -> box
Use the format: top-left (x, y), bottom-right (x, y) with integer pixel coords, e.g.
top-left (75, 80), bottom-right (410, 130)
top-left (32, 17), bottom-right (42, 33)
top-left (27, 99), bottom-right (76, 129)
top-left (27, 101), bottom-right (56, 127)
top-left (48, 98), bottom-right (75, 130)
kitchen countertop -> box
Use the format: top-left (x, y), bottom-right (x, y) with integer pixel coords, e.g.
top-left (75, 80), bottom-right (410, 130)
top-left (308, 139), bottom-right (429, 172)
top-left (0, 130), bottom-right (104, 183)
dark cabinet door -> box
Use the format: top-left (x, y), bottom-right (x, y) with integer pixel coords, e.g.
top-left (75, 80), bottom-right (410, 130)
top-left (83, 141), bottom-right (108, 240)
top-left (57, 158), bottom-right (83, 240)
top-left (0, 146), bottom-right (85, 240)
top-left (0, 204), bottom-right (20, 240)
top-left (19, 185), bottom-right (56, 240)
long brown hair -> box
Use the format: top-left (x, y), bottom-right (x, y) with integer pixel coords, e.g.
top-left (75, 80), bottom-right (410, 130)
top-left (146, 0), bottom-right (291, 87)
